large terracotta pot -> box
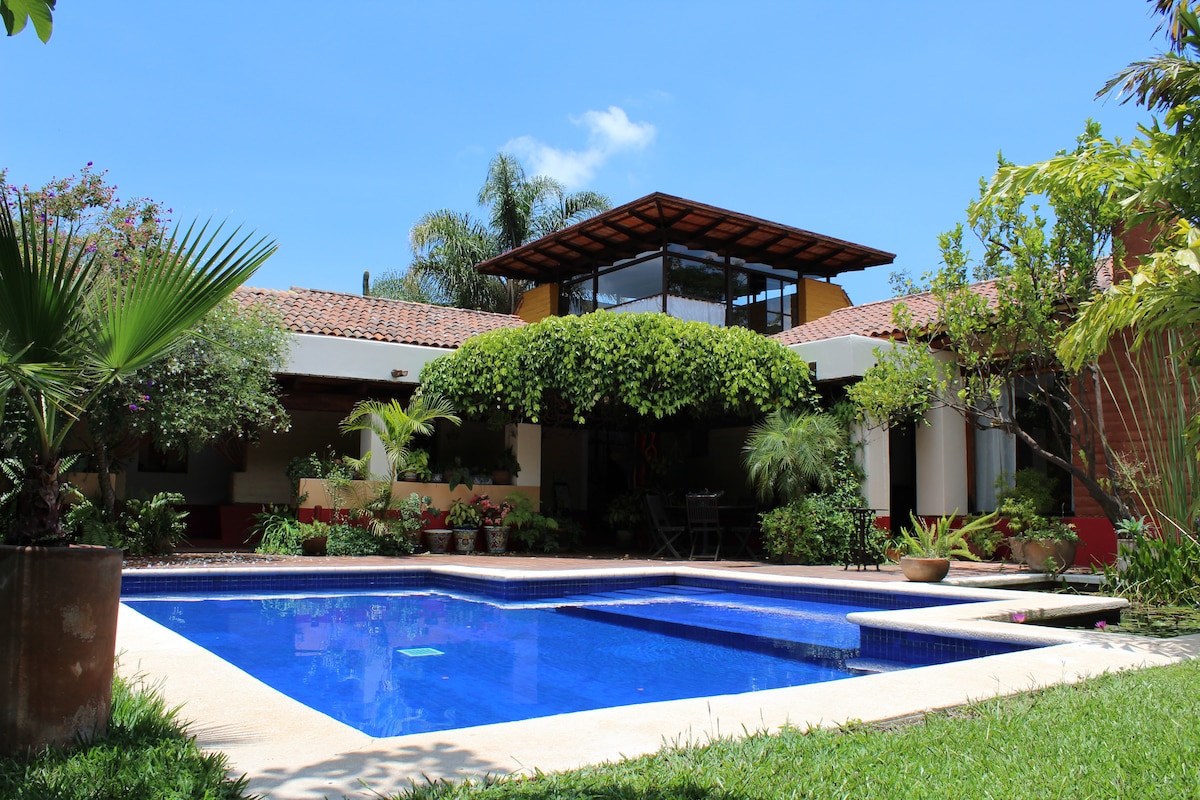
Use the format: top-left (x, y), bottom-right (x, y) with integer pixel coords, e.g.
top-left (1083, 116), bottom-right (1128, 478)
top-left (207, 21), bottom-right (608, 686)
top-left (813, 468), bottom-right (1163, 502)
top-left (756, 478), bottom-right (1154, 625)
top-left (0, 544), bottom-right (123, 754)
top-left (899, 556), bottom-right (950, 582)
top-left (1020, 538), bottom-right (1078, 574)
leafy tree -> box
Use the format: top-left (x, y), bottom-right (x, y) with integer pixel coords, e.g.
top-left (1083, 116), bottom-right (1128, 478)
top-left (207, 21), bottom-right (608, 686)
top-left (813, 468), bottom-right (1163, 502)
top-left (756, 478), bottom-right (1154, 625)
top-left (849, 133), bottom-right (1132, 523)
top-left (372, 153), bottom-right (611, 313)
top-left (982, 1), bottom-right (1200, 528)
top-left (85, 298), bottom-right (291, 516)
top-left (419, 311), bottom-right (817, 426)
top-left (0, 185), bottom-right (275, 545)
top-left (3, 167), bottom-right (291, 519)
top-left (1, 0), bottom-right (53, 41)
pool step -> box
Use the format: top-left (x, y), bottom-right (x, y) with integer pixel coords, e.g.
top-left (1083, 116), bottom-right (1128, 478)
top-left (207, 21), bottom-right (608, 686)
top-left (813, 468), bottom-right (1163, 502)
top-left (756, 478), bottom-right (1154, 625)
top-left (843, 657), bottom-right (911, 675)
top-left (559, 605), bottom-right (856, 669)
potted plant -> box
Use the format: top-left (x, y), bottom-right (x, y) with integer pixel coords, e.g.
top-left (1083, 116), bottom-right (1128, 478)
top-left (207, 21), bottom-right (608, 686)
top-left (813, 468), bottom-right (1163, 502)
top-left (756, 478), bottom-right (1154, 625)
top-left (606, 491), bottom-right (644, 547)
top-left (399, 448), bottom-right (432, 482)
top-left (1000, 497), bottom-right (1080, 573)
top-left (491, 447), bottom-right (520, 486)
top-left (445, 498), bottom-right (481, 552)
top-left (1114, 515), bottom-right (1148, 573)
top-left (476, 494), bottom-right (512, 553)
top-left (897, 510), bottom-right (998, 582)
top-left (0, 188), bottom-right (272, 753)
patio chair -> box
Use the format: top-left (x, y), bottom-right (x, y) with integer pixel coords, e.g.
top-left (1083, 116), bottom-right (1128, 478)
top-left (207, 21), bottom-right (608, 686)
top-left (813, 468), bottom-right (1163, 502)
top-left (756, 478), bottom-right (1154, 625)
top-left (685, 492), bottom-right (723, 560)
top-left (645, 493), bottom-right (687, 559)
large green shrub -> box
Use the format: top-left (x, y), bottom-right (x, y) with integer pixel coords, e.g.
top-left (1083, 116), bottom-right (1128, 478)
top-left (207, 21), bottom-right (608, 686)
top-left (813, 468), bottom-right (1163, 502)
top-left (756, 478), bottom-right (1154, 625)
top-left (758, 447), bottom-right (867, 564)
top-left (120, 492), bottom-right (188, 556)
top-left (420, 312), bottom-right (817, 425)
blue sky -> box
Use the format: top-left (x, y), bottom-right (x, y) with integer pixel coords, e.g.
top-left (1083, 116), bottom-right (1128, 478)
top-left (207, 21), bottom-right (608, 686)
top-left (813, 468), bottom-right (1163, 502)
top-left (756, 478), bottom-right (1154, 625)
top-left (0, 2), bottom-right (1165, 305)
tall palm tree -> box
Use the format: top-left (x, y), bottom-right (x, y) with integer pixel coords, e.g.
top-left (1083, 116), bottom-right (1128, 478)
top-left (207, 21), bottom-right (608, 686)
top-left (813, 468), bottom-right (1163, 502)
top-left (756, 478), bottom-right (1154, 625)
top-left (0, 190), bottom-right (276, 545)
top-left (382, 153), bottom-right (611, 314)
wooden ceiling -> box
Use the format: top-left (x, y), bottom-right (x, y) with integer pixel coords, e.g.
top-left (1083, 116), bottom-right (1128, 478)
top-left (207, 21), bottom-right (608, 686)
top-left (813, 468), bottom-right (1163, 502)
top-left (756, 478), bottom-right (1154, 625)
top-left (476, 192), bottom-right (895, 282)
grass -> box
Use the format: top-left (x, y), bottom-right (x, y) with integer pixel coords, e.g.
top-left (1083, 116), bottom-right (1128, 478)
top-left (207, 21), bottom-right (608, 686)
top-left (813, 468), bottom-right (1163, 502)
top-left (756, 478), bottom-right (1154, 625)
top-left (391, 659), bottom-right (1200, 800)
top-left (0, 675), bottom-right (254, 800)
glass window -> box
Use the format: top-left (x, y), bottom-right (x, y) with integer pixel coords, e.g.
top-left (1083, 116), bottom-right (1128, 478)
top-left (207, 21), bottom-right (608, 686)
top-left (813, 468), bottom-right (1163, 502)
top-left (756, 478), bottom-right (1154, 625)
top-left (667, 256), bottom-right (726, 303)
top-left (561, 277), bottom-right (595, 316)
top-left (597, 256), bottom-right (664, 310)
top-left (730, 270), bottom-right (798, 334)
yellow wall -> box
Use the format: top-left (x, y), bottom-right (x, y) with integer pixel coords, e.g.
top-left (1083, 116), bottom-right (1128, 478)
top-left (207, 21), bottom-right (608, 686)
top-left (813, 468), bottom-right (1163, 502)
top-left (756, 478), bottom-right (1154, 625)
top-left (515, 283), bottom-right (559, 323)
top-left (298, 479), bottom-right (540, 515)
top-left (799, 278), bottom-right (851, 322)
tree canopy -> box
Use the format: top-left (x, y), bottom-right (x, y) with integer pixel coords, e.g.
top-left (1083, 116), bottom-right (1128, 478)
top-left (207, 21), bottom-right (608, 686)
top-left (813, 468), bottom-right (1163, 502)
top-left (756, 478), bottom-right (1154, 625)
top-left (419, 312), bottom-right (817, 427)
top-left (1, 0), bottom-right (53, 42)
top-left (849, 131), bottom-right (1130, 522)
top-left (371, 153), bottom-right (611, 314)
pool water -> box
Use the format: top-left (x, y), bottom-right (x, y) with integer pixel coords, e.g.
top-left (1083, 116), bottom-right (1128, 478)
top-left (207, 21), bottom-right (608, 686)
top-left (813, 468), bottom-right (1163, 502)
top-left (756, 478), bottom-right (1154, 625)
top-left (125, 585), bottom-right (879, 736)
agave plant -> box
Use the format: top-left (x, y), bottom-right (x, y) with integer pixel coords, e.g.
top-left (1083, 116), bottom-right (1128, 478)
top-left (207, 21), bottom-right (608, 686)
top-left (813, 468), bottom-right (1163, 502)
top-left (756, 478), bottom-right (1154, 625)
top-left (899, 510), bottom-right (999, 560)
top-left (0, 190), bottom-right (275, 545)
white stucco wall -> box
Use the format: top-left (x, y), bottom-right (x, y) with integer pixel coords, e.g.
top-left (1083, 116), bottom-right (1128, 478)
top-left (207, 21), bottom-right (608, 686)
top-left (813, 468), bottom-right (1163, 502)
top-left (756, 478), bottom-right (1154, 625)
top-left (786, 335), bottom-right (897, 382)
top-left (285, 332), bottom-right (450, 385)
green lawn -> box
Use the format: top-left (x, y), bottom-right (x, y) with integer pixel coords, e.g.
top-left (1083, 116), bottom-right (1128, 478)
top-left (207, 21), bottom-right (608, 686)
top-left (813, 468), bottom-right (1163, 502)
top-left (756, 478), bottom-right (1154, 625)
top-left (0, 677), bottom-right (253, 800)
top-left (5, 658), bottom-right (1198, 800)
top-left (394, 659), bottom-right (1200, 800)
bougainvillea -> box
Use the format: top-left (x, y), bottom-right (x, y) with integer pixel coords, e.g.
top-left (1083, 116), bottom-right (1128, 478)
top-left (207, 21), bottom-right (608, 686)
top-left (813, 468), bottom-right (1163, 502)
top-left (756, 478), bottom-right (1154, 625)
top-left (420, 311), bottom-right (816, 425)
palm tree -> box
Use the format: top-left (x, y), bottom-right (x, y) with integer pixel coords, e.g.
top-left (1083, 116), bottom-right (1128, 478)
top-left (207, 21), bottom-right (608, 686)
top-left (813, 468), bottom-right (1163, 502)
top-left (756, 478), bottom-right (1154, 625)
top-left (742, 410), bottom-right (847, 504)
top-left (0, 190), bottom-right (276, 546)
top-left (377, 153), bottom-right (611, 313)
top-left (339, 392), bottom-right (461, 480)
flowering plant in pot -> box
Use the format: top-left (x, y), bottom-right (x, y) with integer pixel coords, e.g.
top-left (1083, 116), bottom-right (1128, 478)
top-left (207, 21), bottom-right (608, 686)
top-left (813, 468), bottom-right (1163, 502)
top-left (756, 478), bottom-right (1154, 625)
top-left (475, 494), bottom-right (512, 553)
top-left (0, 187), bottom-right (275, 753)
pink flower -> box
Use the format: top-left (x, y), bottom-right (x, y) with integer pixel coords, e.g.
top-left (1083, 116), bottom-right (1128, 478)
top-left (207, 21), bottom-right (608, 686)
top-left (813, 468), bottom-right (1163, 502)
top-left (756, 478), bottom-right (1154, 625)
top-left (1011, 612), bottom-right (1026, 624)
top-left (1095, 620), bottom-right (1108, 630)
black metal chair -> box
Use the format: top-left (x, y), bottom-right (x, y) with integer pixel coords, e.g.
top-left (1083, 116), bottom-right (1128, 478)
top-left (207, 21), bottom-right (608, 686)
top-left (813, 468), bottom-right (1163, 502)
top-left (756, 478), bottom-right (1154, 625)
top-left (685, 493), bottom-right (723, 560)
top-left (645, 493), bottom-right (687, 559)
top-left (842, 507), bottom-right (882, 571)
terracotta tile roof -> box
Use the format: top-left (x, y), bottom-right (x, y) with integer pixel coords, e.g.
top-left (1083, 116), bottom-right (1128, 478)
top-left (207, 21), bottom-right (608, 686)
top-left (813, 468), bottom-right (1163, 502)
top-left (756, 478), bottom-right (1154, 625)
top-left (234, 286), bottom-right (525, 349)
top-left (774, 280), bottom-right (1000, 346)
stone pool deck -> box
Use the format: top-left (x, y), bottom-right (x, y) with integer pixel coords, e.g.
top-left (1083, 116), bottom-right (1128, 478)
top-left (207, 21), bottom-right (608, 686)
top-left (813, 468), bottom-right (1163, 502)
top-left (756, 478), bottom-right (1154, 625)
top-left (115, 555), bottom-right (1200, 800)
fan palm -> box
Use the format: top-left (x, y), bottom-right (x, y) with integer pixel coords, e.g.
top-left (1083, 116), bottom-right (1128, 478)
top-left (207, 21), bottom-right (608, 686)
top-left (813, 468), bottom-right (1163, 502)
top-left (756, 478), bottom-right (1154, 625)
top-left (389, 153), bottom-right (611, 313)
top-left (743, 410), bottom-right (847, 503)
top-left (339, 392), bottom-right (461, 480)
top-left (0, 190), bottom-right (276, 545)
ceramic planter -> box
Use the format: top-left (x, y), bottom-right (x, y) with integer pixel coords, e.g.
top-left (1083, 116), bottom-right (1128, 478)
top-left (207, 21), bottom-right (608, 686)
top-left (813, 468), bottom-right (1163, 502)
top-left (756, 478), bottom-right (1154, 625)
top-left (899, 556), bottom-right (950, 582)
top-left (453, 527), bottom-right (477, 553)
top-left (0, 544), bottom-right (123, 754)
top-left (425, 528), bottom-right (451, 554)
top-left (484, 525), bottom-right (508, 554)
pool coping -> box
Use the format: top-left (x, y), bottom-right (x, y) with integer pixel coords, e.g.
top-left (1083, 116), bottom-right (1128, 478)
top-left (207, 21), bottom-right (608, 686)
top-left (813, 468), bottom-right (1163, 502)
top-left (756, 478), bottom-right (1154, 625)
top-left (115, 564), bottom-right (1200, 800)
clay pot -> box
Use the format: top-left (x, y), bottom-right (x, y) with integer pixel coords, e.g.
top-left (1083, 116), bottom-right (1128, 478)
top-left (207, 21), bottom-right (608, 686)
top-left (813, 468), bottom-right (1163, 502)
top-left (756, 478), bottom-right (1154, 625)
top-left (0, 544), bottom-right (123, 754)
top-left (1020, 539), bottom-right (1078, 574)
top-left (899, 556), bottom-right (951, 582)
top-left (425, 528), bottom-right (451, 554)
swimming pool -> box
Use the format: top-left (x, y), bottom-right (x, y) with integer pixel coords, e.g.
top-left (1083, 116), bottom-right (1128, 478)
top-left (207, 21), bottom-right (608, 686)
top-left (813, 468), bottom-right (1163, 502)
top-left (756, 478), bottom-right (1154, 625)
top-left (121, 570), bottom-right (1031, 736)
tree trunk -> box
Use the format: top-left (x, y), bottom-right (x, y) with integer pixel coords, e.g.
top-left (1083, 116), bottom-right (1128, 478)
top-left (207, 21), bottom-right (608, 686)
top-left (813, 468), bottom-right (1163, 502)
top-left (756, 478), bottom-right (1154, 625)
top-left (5, 458), bottom-right (64, 547)
top-left (96, 441), bottom-right (117, 519)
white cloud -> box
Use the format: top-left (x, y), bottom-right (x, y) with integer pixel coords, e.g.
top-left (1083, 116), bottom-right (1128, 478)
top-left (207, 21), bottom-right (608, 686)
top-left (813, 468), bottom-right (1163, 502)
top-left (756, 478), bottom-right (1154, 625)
top-left (504, 106), bottom-right (656, 189)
